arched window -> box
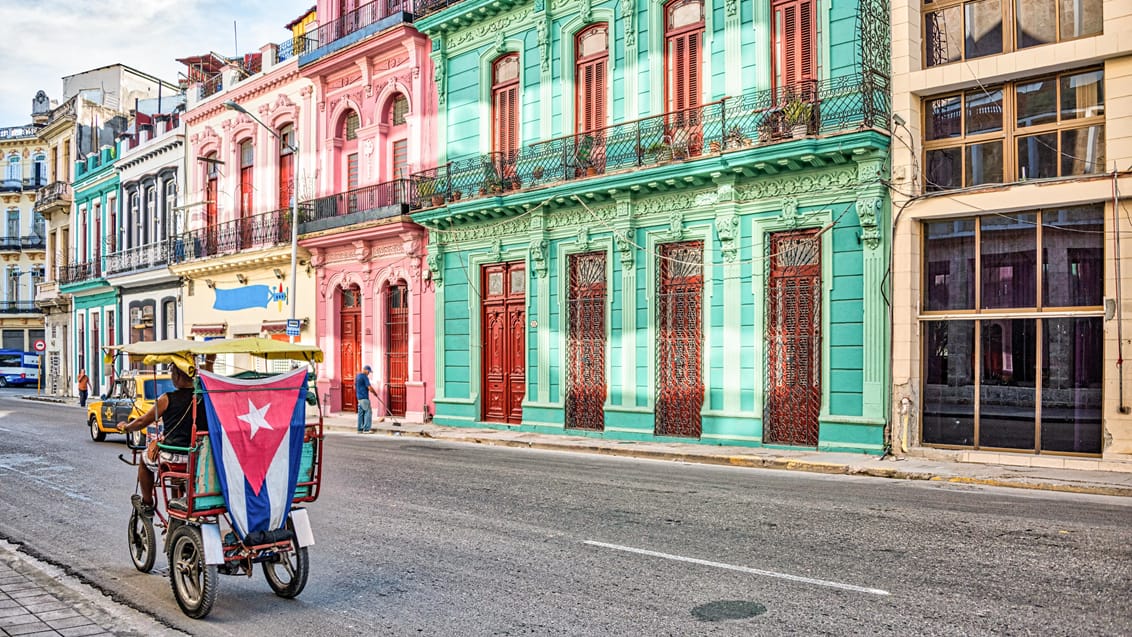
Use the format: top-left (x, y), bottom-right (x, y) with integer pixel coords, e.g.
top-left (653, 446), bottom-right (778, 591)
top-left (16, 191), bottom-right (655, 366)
top-left (164, 179), bottom-right (177, 238)
top-left (278, 124), bottom-right (295, 208)
top-left (664, 0), bottom-right (704, 115)
top-left (337, 110), bottom-right (360, 193)
top-left (144, 185), bottom-right (156, 244)
top-left (129, 191), bottom-right (140, 249)
top-left (492, 54), bottom-right (520, 162)
top-left (384, 95), bottom-right (409, 180)
top-left (163, 299), bottom-right (177, 339)
top-left (772, 0), bottom-right (816, 95)
top-left (239, 140), bottom-right (254, 218)
top-left (204, 153), bottom-right (218, 227)
top-left (575, 24), bottom-right (609, 134)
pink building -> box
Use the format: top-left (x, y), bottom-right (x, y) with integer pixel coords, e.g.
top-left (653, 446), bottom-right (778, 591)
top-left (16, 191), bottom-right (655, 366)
top-left (298, 1), bottom-right (435, 420)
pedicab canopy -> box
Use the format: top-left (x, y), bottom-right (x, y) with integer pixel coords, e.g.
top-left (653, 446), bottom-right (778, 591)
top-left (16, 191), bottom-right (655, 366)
top-left (103, 337), bottom-right (323, 542)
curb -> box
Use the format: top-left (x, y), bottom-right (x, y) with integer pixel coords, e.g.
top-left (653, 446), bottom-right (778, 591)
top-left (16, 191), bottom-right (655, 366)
top-left (344, 425), bottom-right (1132, 498)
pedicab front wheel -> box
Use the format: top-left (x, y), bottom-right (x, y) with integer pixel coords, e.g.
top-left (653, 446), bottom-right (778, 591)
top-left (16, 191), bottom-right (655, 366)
top-left (168, 525), bottom-right (217, 619)
top-left (127, 510), bottom-right (155, 573)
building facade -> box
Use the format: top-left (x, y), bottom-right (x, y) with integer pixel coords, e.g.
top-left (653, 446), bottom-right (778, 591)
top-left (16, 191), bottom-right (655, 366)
top-left (890, 0), bottom-right (1132, 460)
top-left (0, 121), bottom-right (47, 360)
top-left (412, 0), bottom-right (891, 451)
top-left (296, 1), bottom-right (436, 420)
top-left (110, 108), bottom-right (186, 362)
top-left (172, 30), bottom-right (318, 376)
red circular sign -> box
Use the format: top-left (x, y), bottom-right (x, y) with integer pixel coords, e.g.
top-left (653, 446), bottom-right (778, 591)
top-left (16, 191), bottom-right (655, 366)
top-left (33, 339), bottom-right (45, 352)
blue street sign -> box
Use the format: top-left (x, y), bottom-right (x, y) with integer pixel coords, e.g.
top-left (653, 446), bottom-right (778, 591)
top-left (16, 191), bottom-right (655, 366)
top-left (285, 319), bottom-right (301, 337)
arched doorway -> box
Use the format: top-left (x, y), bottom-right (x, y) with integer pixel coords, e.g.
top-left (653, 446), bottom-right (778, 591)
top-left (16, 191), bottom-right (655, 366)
top-left (385, 281), bottom-right (408, 417)
top-left (339, 284), bottom-right (362, 412)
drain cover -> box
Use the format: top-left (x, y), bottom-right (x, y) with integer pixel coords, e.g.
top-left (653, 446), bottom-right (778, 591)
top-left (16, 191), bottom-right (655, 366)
top-left (691, 600), bottom-right (767, 622)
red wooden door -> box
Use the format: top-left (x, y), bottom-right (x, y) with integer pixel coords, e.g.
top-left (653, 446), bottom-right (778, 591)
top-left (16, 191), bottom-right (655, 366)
top-left (339, 285), bottom-right (362, 412)
top-left (765, 229), bottom-right (822, 446)
top-left (656, 241), bottom-right (704, 437)
top-left (482, 261), bottom-right (525, 424)
top-left (566, 252), bottom-right (606, 430)
top-left (385, 283), bottom-right (408, 417)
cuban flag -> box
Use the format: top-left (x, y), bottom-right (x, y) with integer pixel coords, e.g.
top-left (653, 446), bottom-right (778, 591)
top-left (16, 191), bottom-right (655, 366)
top-left (199, 367), bottom-right (308, 541)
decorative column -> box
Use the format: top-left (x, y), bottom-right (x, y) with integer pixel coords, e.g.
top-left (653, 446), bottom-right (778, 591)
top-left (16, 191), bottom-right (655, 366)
top-left (714, 177), bottom-right (741, 412)
top-left (536, 1), bottom-right (553, 139)
top-left (430, 35), bottom-right (448, 165)
top-left (425, 227), bottom-right (446, 398)
top-left (855, 152), bottom-right (887, 421)
top-left (621, 0), bottom-right (638, 120)
top-left (723, 0), bottom-right (742, 99)
top-left (529, 206), bottom-right (550, 402)
top-left (614, 195), bottom-right (636, 406)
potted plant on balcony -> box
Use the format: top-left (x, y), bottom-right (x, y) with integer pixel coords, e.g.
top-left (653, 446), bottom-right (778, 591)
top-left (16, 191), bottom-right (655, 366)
top-left (417, 177), bottom-right (444, 207)
top-left (576, 134), bottom-right (598, 177)
top-left (532, 166), bottom-right (545, 180)
top-left (783, 97), bottom-right (814, 137)
top-left (646, 140), bottom-right (672, 164)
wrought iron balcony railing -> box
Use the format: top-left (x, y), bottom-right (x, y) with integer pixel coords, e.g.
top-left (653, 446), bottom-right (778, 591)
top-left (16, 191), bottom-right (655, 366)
top-left (21, 235), bottom-right (46, 250)
top-left (0, 238), bottom-right (20, 251)
top-left (300, 0), bottom-right (411, 54)
top-left (0, 301), bottom-right (41, 314)
top-left (104, 241), bottom-right (169, 276)
top-left (34, 181), bottom-right (72, 212)
top-left (58, 260), bottom-right (101, 286)
top-left (303, 179), bottom-right (410, 229)
top-left (0, 125), bottom-right (39, 140)
top-left (414, 0), bottom-right (463, 19)
top-left (170, 206), bottom-right (301, 264)
top-left (411, 75), bottom-right (887, 208)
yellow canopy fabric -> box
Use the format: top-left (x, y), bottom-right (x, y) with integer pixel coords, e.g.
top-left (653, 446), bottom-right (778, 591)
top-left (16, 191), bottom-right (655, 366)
top-left (103, 337), bottom-right (324, 372)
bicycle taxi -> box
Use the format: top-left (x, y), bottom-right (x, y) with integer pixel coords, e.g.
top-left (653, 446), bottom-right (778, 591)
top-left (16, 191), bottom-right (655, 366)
top-left (107, 337), bottom-right (324, 619)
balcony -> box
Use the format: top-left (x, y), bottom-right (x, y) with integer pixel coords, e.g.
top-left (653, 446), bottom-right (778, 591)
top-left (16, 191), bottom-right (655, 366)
top-left (170, 206), bottom-right (298, 264)
top-left (57, 260), bottom-right (101, 286)
top-left (0, 125), bottom-right (39, 140)
top-left (298, 0), bottom-right (413, 66)
top-left (20, 235), bottom-right (46, 250)
top-left (0, 301), bottom-right (42, 314)
top-left (104, 241), bottom-right (169, 276)
top-left (411, 75), bottom-right (887, 209)
top-left (34, 181), bottom-right (72, 219)
top-left (0, 238), bottom-right (19, 252)
top-left (300, 180), bottom-right (410, 234)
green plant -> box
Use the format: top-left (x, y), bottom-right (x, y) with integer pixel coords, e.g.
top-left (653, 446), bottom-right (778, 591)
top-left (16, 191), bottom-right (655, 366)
top-left (783, 98), bottom-right (813, 127)
top-left (416, 178), bottom-right (436, 198)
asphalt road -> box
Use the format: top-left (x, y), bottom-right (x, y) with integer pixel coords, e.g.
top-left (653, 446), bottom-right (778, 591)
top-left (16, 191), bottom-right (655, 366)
top-left (0, 393), bottom-right (1129, 636)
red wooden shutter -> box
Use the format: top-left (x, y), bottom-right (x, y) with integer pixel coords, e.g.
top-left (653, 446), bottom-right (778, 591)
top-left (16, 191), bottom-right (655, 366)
top-left (240, 166), bottom-right (253, 217)
top-left (278, 151), bottom-right (293, 208)
top-left (773, 0), bottom-right (815, 94)
top-left (576, 25), bottom-right (609, 134)
top-left (494, 84), bottom-right (518, 157)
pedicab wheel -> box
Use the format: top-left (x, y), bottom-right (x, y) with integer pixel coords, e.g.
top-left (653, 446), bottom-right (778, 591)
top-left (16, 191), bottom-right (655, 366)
top-left (89, 416), bottom-right (106, 442)
top-left (127, 429), bottom-right (145, 448)
top-left (127, 510), bottom-right (156, 573)
top-left (262, 521), bottom-right (309, 598)
top-left (168, 525), bottom-right (217, 619)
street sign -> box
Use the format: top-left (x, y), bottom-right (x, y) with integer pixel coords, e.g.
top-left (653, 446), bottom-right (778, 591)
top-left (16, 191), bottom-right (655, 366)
top-left (32, 339), bottom-right (45, 352)
top-left (285, 319), bottom-right (301, 337)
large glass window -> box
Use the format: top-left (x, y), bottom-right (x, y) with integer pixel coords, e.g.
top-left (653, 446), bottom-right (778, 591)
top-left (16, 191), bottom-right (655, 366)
top-left (925, 0), bottom-right (1101, 67)
top-left (920, 207), bottom-right (1104, 454)
top-left (924, 68), bottom-right (1105, 191)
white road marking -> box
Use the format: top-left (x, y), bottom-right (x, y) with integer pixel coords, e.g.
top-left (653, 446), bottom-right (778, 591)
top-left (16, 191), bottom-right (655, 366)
top-left (585, 540), bottom-right (891, 596)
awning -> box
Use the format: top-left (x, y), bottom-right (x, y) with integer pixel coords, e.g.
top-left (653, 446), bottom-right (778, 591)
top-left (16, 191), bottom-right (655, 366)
top-left (261, 318), bottom-right (308, 334)
top-left (190, 323), bottom-right (227, 337)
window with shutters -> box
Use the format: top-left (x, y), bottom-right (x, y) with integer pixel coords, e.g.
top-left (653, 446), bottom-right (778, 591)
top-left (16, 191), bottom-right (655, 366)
top-left (575, 24), bottom-right (609, 134)
top-left (772, 0), bottom-right (816, 96)
top-left (239, 139), bottom-right (254, 218)
top-left (343, 111), bottom-right (360, 141)
top-left (204, 153), bottom-right (218, 228)
top-left (336, 110), bottom-right (360, 193)
top-left (492, 54), bottom-right (520, 162)
top-left (388, 94), bottom-right (409, 126)
top-left (665, 0), bottom-right (704, 115)
top-left (278, 124), bottom-right (295, 208)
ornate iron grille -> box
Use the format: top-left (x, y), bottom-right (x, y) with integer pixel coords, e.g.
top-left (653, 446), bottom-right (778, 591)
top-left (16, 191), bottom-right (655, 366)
top-left (104, 241), bottom-right (169, 275)
top-left (765, 230), bottom-right (822, 447)
top-left (566, 251), bottom-right (607, 431)
top-left (170, 205), bottom-right (307, 264)
top-left (656, 241), bottom-right (704, 438)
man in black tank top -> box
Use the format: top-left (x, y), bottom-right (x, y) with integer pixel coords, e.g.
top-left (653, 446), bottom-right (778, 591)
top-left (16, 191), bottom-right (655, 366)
top-left (117, 364), bottom-right (207, 514)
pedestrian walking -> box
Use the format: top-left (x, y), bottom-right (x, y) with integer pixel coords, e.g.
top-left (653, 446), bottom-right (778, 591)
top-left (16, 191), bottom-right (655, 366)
top-left (76, 369), bottom-right (89, 408)
top-left (355, 365), bottom-right (379, 433)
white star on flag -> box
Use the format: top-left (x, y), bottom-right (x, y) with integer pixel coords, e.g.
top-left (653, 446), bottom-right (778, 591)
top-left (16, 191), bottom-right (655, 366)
top-left (237, 400), bottom-right (273, 439)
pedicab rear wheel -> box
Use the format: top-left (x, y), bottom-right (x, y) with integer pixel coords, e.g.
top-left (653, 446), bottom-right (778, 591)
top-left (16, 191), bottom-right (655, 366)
top-left (168, 525), bottom-right (217, 619)
top-left (127, 510), bottom-right (156, 573)
top-left (262, 520), bottom-right (309, 598)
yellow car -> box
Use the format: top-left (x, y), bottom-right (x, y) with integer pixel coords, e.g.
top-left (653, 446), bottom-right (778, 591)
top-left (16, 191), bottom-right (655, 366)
top-left (87, 373), bottom-right (173, 444)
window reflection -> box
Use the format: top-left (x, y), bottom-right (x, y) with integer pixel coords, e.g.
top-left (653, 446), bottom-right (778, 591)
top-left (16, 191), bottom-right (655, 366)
top-left (923, 320), bottom-right (976, 446)
top-left (1041, 317), bottom-right (1102, 453)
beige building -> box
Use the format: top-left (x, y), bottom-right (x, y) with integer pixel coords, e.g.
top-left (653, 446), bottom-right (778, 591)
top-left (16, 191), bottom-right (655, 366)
top-left (0, 120), bottom-right (47, 368)
top-left (890, 0), bottom-right (1132, 464)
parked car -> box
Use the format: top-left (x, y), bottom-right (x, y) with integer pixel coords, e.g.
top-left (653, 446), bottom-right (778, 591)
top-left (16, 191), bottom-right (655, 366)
top-left (87, 372), bottom-right (174, 443)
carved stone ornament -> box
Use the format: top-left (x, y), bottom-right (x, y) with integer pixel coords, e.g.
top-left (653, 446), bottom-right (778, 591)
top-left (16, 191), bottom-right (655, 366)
top-left (667, 211), bottom-right (684, 240)
top-left (426, 250), bottom-right (444, 286)
top-left (716, 214), bottom-right (740, 262)
top-left (856, 195), bottom-right (882, 250)
top-left (725, 0), bottom-right (738, 17)
top-left (531, 239), bottom-right (549, 278)
top-left (488, 238), bottom-right (502, 262)
top-left (622, 0), bottom-right (636, 48)
top-left (614, 229), bottom-right (635, 269)
top-left (778, 197), bottom-right (799, 224)
top-left (577, 226), bottom-right (590, 251)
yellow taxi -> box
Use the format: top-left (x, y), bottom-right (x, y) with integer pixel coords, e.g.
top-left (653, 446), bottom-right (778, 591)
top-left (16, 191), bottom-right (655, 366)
top-left (87, 372), bottom-right (173, 444)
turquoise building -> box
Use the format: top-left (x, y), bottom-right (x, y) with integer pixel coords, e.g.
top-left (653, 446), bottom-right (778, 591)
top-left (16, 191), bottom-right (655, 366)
top-left (412, 0), bottom-right (891, 452)
top-left (62, 146), bottom-right (120, 397)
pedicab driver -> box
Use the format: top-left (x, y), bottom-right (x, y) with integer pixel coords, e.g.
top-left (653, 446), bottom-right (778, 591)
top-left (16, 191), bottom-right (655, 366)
top-left (116, 363), bottom-right (207, 515)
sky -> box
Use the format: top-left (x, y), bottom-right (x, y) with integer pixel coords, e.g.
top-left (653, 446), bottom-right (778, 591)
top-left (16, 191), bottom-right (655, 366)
top-left (0, 0), bottom-right (315, 125)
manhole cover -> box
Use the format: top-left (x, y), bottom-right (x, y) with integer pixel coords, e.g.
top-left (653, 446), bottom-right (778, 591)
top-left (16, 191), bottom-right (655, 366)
top-left (691, 600), bottom-right (767, 622)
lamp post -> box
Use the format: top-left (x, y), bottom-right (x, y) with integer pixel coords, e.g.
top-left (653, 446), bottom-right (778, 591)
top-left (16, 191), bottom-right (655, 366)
top-left (222, 100), bottom-right (301, 342)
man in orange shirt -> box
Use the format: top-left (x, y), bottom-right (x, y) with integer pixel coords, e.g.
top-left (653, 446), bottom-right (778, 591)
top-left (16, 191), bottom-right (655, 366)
top-left (76, 369), bottom-right (89, 407)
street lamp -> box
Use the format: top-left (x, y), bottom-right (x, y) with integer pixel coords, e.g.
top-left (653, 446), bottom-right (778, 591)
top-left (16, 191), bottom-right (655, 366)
top-left (222, 100), bottom-right (301, 342)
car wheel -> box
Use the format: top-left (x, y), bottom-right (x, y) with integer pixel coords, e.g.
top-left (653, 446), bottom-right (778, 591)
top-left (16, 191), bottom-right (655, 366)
top-left (0, 377), bottom-right (8, 388)
top-left (89, 416), bottom-right (106, 442)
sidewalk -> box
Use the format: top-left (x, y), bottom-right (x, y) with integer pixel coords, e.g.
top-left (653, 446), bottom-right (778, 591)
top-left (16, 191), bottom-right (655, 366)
top-left (330, 414), bottom-right (1132, 498)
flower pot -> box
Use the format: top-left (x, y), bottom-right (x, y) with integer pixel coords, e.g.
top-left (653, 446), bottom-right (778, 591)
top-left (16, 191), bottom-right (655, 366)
top-left (585, 166), bottom-right (598, 176)
top-left (453, 191), bottom-right (462, 201)
top-left (532, 167), bottom-right (545, 180)
top-left (708, 141), bottom-right (721, 153)
top-left (432, 195), bottom-right (445, 206)
top-left (791, 124), bottom-right (808, 138)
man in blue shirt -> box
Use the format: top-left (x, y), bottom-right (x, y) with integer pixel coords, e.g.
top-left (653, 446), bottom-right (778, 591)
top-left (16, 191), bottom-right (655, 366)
top-left (355, 365), bottom-right (379, 433)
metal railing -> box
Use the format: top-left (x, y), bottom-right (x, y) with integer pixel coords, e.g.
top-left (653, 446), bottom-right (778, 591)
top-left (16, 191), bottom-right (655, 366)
top-left (306, 179), bottom-right (410, 223)
top-left (414, 0), bottom-right (463, 19)
top-left (0, 301), bottom-right (41, 314)
top-left (58, 260), bottom-right (101, 285)
top-left (0, 238), bottom-right (20, 251)
top-left (411, 75), bottom-right (887, 208)
top-left (301, 0), bottom-right (411, 52)
top-left (104, 241), bottom-right (169, 275)
top-left (21, 235), bottom-right (45, 250)
top-left (170, 206), bottom-right (301, 264)
top-left (34, 181), bottom-right (71, 212)
top-left (0, 125), bottom-right (39, 140)
top-left (198, 73), bottom-right (224, 100)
